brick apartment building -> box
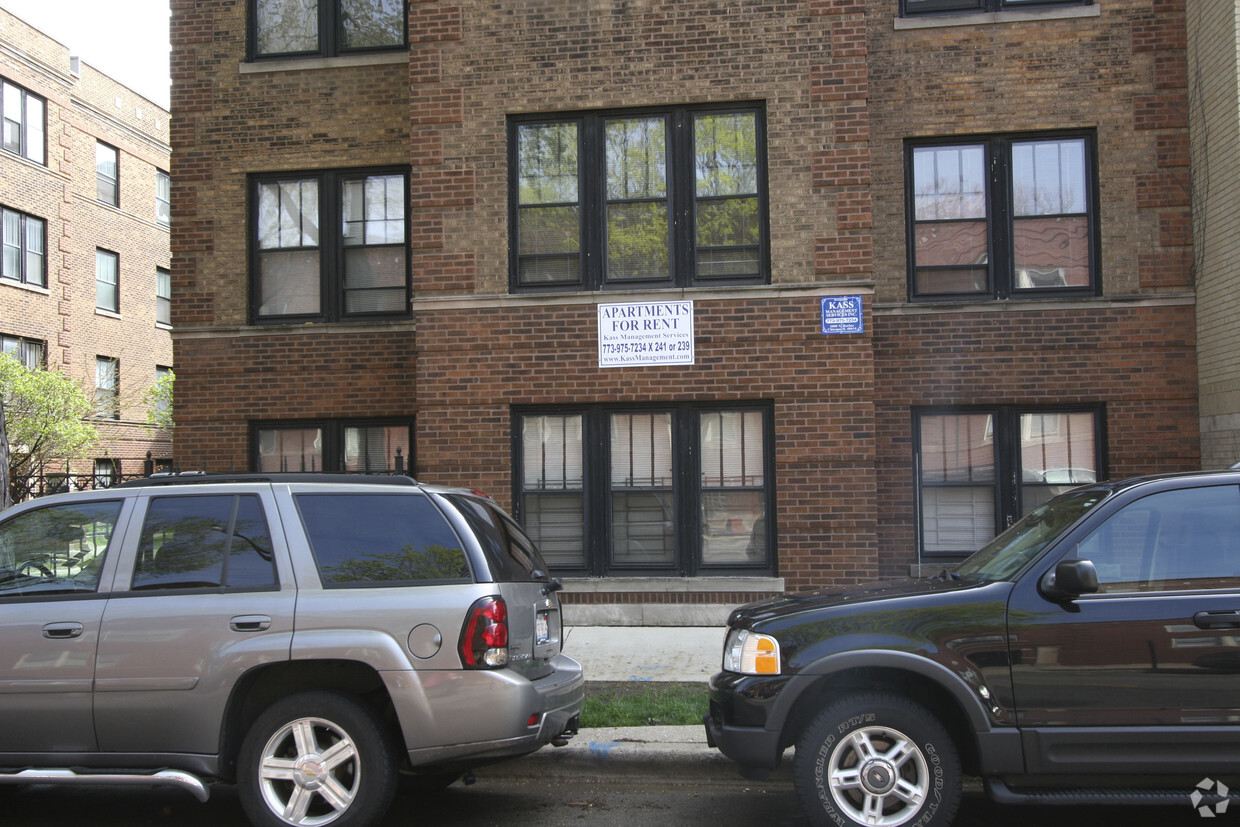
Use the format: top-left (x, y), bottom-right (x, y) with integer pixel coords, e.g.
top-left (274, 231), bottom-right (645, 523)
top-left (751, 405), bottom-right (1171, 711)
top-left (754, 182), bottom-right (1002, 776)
top-left (1188, 2), bottom-right (1240, 471)
top-left (169, 0), bottom-right (1197, 622)
top-left (1, 8), bottom-right (173, 486)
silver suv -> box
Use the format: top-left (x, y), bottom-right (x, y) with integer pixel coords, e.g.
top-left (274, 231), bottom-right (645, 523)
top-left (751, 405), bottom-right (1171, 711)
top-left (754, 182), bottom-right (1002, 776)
top-left (0, 473), bottom-right (583, 827)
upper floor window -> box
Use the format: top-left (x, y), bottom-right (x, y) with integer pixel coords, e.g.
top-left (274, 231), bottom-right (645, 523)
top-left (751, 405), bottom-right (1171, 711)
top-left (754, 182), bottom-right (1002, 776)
top-left (1, 207), bottom-right (46, 288)
top-left (915, 406), bottom-right (1103, 559)
top-left (510, 104), bottom-right (768, 292)
top-left (96, 249), bottom-right (119, 313)
top-left (1, 334), bottom-right (45, 370)
top-left (901, 0), bottom-right (1091, 15)
top-left (156, 169), bottom-right (171, 226)
top-left (252, 419), bottom-right (413, 474)
top-left (94, 356), bottom-right (120, 420)
top-left (156, 267), bottom-right (171, 325)
top-left (906, 131), bottom-right (1098, 301)
top-left (250, 168), bottom-right (409, 323)
top-left (1, 80), bottom-right (44, 165)
top-left (96, 142), bottom-right (119, 206)
top-left (250, 0), bottom-right (407, 59)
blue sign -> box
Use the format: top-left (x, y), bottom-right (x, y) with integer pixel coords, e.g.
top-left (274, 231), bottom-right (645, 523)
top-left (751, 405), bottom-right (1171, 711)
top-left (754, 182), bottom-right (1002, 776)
top-left (821, 296), bottom-right (864, 335)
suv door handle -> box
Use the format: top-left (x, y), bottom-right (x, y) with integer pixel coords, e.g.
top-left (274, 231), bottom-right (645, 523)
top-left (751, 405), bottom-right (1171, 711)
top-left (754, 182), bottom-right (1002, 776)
top-left (1193, 610), bottom-right (1240, 629)
top-left (230, 615), bottom-right (272, 633)
top-left (42, 622), bottom-right (84, 640)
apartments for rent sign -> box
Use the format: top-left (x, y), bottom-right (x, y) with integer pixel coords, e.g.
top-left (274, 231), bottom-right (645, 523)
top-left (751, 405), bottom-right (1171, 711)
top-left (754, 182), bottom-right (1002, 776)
top-left (597, 301), bottom-right (694, 367)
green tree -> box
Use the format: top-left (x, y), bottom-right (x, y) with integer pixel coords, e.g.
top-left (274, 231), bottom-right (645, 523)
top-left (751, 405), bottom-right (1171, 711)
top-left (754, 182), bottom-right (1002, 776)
top-left (0, 354), bottom-right (99, 503)
top-left (143, 369), bottom-right (175, 432)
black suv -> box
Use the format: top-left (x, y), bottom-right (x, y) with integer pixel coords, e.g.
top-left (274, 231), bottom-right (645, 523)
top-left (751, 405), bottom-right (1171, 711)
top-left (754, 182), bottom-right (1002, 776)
top-left (705, 470), bottom-right (1240, 826)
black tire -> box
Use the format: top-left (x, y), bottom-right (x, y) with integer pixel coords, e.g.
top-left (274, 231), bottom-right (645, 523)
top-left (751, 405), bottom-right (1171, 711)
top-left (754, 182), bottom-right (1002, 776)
top-left (237, 691), bottom-right (399, 827)
top-left (793, 692), bottom-right (961, 827)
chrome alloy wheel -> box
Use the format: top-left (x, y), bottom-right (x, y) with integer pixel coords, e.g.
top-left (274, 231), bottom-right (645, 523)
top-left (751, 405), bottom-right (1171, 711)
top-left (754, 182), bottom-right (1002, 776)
top-left (257, 716), bottom-right (362, 826)
top-left (826, 724), bottom-right (930, 827)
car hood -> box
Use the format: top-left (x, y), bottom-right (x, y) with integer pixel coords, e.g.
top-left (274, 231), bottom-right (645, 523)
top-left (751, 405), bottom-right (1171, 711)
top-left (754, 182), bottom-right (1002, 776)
top-left (727, 575), bottom-right (984, 626)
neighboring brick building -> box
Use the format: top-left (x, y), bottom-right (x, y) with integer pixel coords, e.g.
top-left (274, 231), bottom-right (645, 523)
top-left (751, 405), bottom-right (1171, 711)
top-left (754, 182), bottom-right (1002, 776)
top-left (170, 0), bottom-right (1197, 621)
top-left (0, 8), bottom-right (173, 485)
top-left (1188, 1), bottom-right (1240, 471)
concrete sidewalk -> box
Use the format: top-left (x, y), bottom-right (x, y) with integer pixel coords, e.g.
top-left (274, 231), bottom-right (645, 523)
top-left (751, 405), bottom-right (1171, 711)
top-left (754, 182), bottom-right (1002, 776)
top-left (563, 626), bottom-right (724, 683)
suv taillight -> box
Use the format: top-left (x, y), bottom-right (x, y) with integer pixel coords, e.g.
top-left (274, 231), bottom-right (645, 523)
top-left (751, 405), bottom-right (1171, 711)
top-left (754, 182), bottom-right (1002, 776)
top-left (460, 596), bottom-right (509, 668)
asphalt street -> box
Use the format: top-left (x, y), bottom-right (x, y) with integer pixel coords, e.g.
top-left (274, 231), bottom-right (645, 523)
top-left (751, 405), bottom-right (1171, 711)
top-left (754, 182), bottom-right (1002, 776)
top-left (0, 774), bottom-right (1221, 826)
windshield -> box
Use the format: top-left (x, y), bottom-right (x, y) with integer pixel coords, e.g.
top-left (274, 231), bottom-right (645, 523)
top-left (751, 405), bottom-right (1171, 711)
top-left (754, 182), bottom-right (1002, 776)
top-left (953, 487), bottom-right (1110, 583)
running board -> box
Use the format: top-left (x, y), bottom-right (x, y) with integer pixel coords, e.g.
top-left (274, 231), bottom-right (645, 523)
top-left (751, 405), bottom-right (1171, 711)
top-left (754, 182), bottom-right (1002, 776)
top-left (986, 777), bottom-right (1236, 809)
top-left (0, 768), bottom-right (210, 802)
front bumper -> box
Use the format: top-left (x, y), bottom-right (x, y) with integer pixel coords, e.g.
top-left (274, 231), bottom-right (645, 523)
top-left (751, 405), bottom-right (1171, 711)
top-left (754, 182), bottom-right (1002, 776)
top-left (703, 670), bottom-right (795, 772)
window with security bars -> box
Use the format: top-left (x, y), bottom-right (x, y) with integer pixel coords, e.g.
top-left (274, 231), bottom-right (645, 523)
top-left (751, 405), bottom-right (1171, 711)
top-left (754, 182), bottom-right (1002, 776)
top-left (916, 407), bottom-right (1102, 558)
top-left (511, 104), bottom-right (767, 292)
top-left (251, 168), bottom-right (409, 322)
top-left (907, 131), bottom-right (1098, 300)
top-left (253, 420), bottom-right (412, 474)
top-left (250, 0), bottom-right (407, 59)
top-left (2, 80), bottom-right (44, 165)
top-left (1, 207), bottom-right (45, 288)
top-left (515, 403), bottom-right (773, 576)
top-left (1, 334), bottom-right (45, 369)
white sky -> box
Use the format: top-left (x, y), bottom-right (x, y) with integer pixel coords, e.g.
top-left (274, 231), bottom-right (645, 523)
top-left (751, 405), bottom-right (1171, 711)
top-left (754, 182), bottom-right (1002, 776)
top-left (1, 0), bottom-right (171, 109)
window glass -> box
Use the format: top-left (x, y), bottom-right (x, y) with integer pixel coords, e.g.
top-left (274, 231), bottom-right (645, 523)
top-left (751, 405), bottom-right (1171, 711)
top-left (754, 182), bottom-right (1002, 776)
top-left (257, 178), bottom-right (320, 316)
top-left (694, 112), bottom-right (761, 279)
top-left (1011, 138), bottom-right (1090, 290)
top-left (446, 494), bottom-right (549, 583)
top-left (94, 356), bottom-right (119, 420)
top-left (1074, 487), bottom-right (1240, 593)
top-left (911, 144), bottom-right (988, 295)
top-left (517, 122), bottom-right (582, 286)
top-left (1, 335), bottom-right (45, 369)
top-left (610, 412), bottom-right (674, 566)
top-left (296, 493), bottom-right (470, 586)
top-left (919, 413), bottom-right (997, 553)
top-left (0, 501), bottom-right (122, 595)
top-left (133, 495), bottom-right (277, 590)
top-left (340, 0), bottom-right (405, 49)
top-left (343, 424), bottom-right (407, 472)
top-left (257, 426), bottom-right (323, 472)
top-left (520, 414), bottom-right (585, 569)
top-left (2, 208), bottom-right (46, 287)
top-left (1018, 412), bottom-right (1097, 511)
top-left (342, 174), bottom-right (406, 313)
top-left (156, 170), bottom-right (171, 226)
top-left (156, 268), bottom-right (172, 325)
top-left (96, 249), bottom-right (119, 312)
top-left (255, 0), bottom-right (319, 55)
top-left (699, 410), bottom-right (767, 565)
top-left (2, 82), bottom-right (44, 164)
top-left (605, 116), bottom-right (669, 282)
top-left (96, 143), bottom-right (118, 206)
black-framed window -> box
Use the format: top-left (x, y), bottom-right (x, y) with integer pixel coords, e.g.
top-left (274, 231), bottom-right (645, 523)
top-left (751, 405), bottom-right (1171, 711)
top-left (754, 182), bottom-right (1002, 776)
top-left (906, 131), bottom-right (1099, 301)
top-left (94, 356), bottom-right (120, 420)
top-left (902, 0), bottom-right (1091, 16)
top-left (156, 169), bottom-right (171, 226)
top-left (96, 142), bottom-right (119, 206)
top-left (252, 419), bottom-right (413, 473)
top-left (1, 207), bottom-right (45, 288)
top-left (156, 267), bottom-right (171, 325)
top-left (2, 80), bottom-right (45, 165)
top-left (250, 168), bottom-right (410, 323)
top-left (510, 103), bottom-right (768, 292)
top-left (514, 403), bottom-right (774, 577)
top-left (96, 249), bottom-right (119, 312)
top-left (1, 334), bottom-right (45, 369)
top-left (249, 0), bottom-right (407, 59)
top-left (915, 406), bottom-right (1104, 559)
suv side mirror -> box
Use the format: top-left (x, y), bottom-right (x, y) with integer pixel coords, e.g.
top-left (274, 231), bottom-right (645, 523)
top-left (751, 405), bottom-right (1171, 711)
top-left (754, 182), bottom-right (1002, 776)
top-left (1040, 558), bottom-right (1099, 602)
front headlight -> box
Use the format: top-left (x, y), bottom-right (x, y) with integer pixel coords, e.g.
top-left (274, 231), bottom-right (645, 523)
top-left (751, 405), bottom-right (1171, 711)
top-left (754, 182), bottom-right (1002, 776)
top-left (722, 629), bottom-right (781, 675)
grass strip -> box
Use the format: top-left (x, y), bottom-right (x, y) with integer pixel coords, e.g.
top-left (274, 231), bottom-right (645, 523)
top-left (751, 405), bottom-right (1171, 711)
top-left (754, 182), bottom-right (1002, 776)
top-left (581, 681), bottom-right (709, 728)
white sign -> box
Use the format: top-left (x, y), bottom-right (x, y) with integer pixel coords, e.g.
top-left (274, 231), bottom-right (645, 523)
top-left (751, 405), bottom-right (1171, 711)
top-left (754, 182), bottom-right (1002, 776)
top-left (598, 301), bottom-right (694, 367)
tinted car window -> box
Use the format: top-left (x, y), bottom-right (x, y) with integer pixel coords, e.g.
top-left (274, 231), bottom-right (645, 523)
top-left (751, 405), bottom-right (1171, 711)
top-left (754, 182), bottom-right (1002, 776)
top-left (295, 493), bottom-right (471, 586)
top-left (0, 500), bottom-right (122, 596)
top-left (446, 494), bottom-right (551, 583)
top-left (1072, 485), bottom-right (1240, 593)
top-left (132, 495), bottom-right (276, 590)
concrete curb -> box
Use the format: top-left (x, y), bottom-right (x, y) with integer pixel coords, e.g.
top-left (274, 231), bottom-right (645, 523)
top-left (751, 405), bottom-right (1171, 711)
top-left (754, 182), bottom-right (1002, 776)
top-left (479, 726), bottom-right (793, 784)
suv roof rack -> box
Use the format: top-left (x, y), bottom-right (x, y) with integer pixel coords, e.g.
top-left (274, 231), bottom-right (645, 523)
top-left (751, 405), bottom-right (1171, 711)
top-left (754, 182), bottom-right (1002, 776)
top-left (116, 472), bottom-right (418, 489)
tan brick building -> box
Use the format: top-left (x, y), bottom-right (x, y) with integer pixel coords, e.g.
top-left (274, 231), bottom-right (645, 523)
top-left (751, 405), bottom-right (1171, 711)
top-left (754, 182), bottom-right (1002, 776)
top-left (1188, 1), bottom-right (1240, 471)
top-left (1, 8), bottom-right (173, 487)
top-left (170, 0), bottom-right (1196, 620)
